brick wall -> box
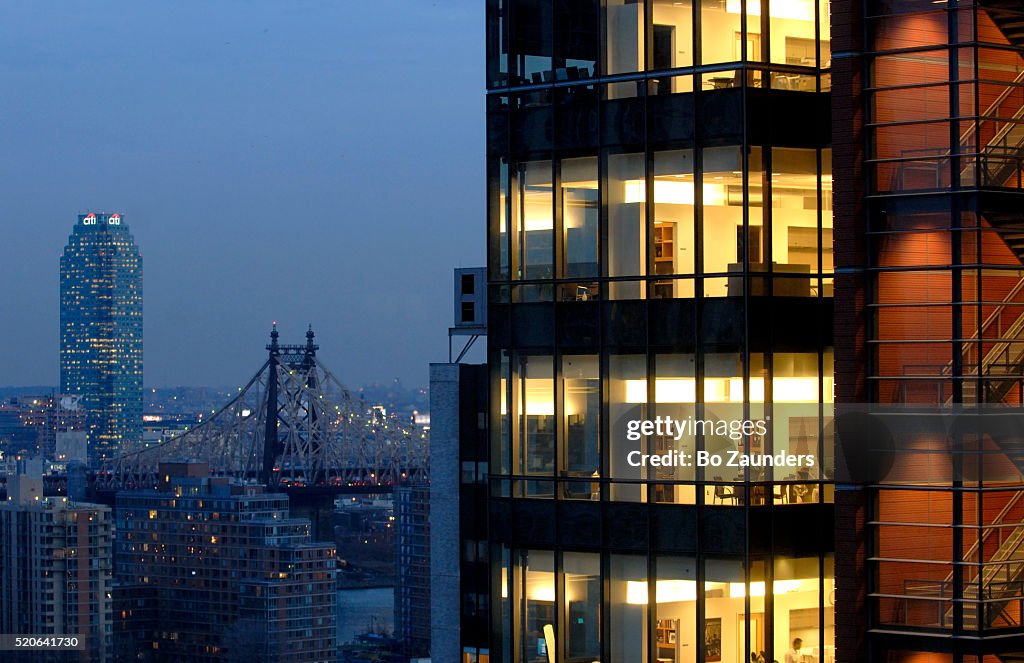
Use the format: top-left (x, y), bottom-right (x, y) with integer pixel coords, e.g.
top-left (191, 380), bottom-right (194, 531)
top-left (832, 0), bottom-right (869, 659)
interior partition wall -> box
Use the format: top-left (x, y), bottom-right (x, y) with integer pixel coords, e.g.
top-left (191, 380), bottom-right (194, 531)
top-left (476, 1), bottom-right (835, 662)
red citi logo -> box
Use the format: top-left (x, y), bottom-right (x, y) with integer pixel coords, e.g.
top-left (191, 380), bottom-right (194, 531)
top-left (82, 213), bottom-right (97, 225)
top-left (108, 214), bottom-right (121, 225)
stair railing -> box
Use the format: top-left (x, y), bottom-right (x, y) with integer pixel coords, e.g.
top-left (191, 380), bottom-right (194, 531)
top-left (934, 276), bottom-right (1024, 404)
top-left (959, 69), bottom-right (1024, 151)
top-left (893, 69), bottom-right (1024, 190)
top-left (976, 304), bottom-right (1024, 372)
top-left (941, 490), bottom-right (1024, 627)
top-left (965, 69), bottom-right (1024, 186)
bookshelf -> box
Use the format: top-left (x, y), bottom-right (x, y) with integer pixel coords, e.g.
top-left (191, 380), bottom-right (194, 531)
top-left (653, 222), bottom-right (675, 298)
top-left (656, 618), bottom-right (679, 662)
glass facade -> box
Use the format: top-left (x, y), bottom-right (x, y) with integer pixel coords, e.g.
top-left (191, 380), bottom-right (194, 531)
top-left (835, 0), bottom-right (1024, 660)
top-left (60, 212), bottom-right (143, 464)
top-left (864, 1), bottom-right (1024, 404)
top-left (478, 1), bottom-right (835, 661)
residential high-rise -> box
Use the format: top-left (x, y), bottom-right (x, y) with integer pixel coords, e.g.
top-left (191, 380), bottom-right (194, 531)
top-left (394, 483), bottom-right (431, 659)
top-left (466, 2), bottom-right (835, 662)
top-left (16, 393), bottom-right (87, 461)
top-left (114, 462), bottom-right (337, 662)
top-left (60, 212), bottom-right (143, 464)
top-left (0, 471), bottom-right (113, 662)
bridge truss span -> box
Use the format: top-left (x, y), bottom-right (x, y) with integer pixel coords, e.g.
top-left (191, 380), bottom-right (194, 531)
top-left (96, 326), bottom-right (428, 492)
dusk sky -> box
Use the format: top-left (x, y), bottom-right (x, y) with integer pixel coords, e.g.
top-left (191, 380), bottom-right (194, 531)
top-left (0, 1), bottom-right (485, 389)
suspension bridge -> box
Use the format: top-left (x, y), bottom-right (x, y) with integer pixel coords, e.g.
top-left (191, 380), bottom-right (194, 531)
top-left (92, 325), bottom-right (428, 496)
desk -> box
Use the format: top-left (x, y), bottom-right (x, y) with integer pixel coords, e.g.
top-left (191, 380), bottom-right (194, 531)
top-left (787, 483), bottom-right (818, 503)
top-left (707, 76), bottom-right (735, 90)
top-left (772, 72), bottom-right (816, 91)
top-left (727, 263), bottom-right (811, 297)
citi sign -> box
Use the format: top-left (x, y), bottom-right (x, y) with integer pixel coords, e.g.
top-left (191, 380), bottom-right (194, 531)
top-left (82, 213), bottom-right (121, 226)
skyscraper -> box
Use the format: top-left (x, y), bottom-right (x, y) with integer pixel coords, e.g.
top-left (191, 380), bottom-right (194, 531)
top-left (464, 2), bottom-right (1024, 662)
top-left (60, 212), bottom-right (142, 464)
top-left (462, 2), bottom-right (835, 661)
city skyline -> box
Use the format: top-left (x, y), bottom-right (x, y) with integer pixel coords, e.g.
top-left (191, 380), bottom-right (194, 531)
top-left (0, 1), bottom-right (485, 391)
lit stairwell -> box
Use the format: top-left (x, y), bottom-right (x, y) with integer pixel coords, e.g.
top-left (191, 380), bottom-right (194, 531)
top-left (895, 67), bottom-right (1024, 194)
top-left (986, 0), bottom-right (1024, 47)
top-left (960, 279), bottom-right (1024, 404)
top-left (956, 524), bottom-right (1024, 630)
top-left (978, 0), bottom-right (1024, 278)
top-left (894, 2), bottom-right (1024, 237)
top-left (905, 277), bottom-right (1024, 405)
top-left (898, 494), bottom-right (1024, 631)
top-left (960, 68), bottom-right (1024, 191)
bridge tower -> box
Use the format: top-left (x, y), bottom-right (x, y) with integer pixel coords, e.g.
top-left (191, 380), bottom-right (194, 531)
top-left (260, 324), bottom-right (325, 485)
top-left (260, 324), bottom-right (281, 486)
top-left (95, 327), bottom-right (427, 497)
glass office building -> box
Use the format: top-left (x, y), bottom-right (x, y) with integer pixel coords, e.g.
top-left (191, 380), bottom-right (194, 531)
top-left (470, 1), bottom-right (836, 661)
top-left (833, 0), bottom-right (1024, 660)
top-left (60, 212), bottom-right (143, 464)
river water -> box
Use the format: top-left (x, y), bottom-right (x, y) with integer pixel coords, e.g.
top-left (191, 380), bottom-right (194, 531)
top-left (337, 587), bottom-right (394, 643)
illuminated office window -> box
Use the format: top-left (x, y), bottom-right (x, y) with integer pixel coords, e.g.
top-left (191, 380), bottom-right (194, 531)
top-left (605, 0), bottom-right (645, 78)
top-left (608, 152), bottom-right (647, 299)
top-left (563, 552), bottom-right (600, 659)
top-left (562, 156), bottom-right (600, 301)
top-left (561, 355), bottom-right (600, 498)
top-left (652, 149), bottom-right (697, 298)
top-left (609, 354), bottom-right (647, 502)
top-left (610, 554), bottom-right (647, 663)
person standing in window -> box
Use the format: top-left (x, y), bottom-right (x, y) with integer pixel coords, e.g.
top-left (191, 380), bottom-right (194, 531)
top-left (785, 638), bottom-right (803, 663)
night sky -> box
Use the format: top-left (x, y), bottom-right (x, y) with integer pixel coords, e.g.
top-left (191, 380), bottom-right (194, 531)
top-left (0, 1), bottom-right (485, 389)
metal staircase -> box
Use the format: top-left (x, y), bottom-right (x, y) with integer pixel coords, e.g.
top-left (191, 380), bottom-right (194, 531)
top-left (899, 493), bottom-right (1024, 632)
top-left (957, 521), bottom-right (1024, 630)
top-left (979, 0), bottom-right (1024, 265)
top-left (893, 2), bottom-right (1024, 260)
top-left (963, 290), bottom-right (1024, 405)
top-left (894, 278), bottom-right (1024, 405)
top-left (895, 68), bottom-right (1024, 197)
top-left (960, 73), bottom-right (1024, 193)
top-left (986, 0), bottom-right (1024, 46)
top-left (918, 493), bottom-right (1024, 630)
top-left (930, 277), bottom-right (1024, 405)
